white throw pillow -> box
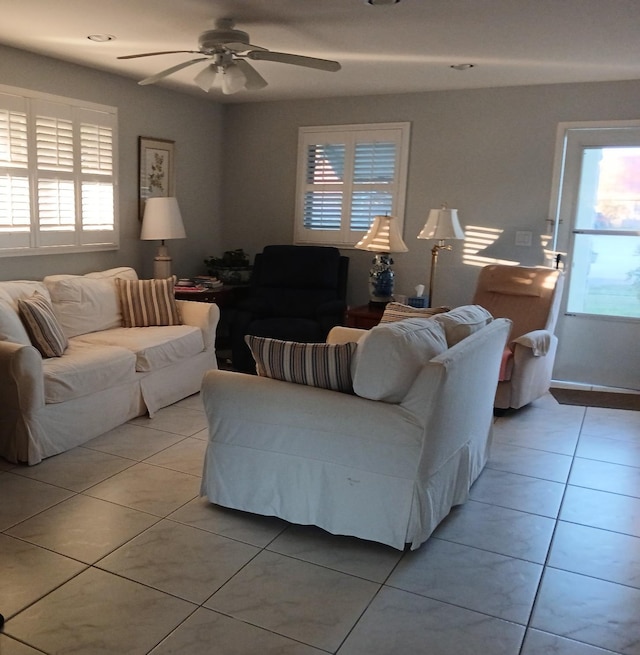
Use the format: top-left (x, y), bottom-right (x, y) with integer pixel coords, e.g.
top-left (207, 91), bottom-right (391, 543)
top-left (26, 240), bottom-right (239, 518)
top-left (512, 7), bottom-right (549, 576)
top-left (0, 299), bottom-right (32, 345)
top-left (353, 318), bottom-right (448, 403)
top-left (433, 304), bottom-right (493, 346)
top-left (44, 268), bottom-right (138, 338)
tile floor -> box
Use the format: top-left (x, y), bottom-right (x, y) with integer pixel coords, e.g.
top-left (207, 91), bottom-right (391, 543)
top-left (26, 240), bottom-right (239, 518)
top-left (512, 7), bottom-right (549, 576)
top-left (1, 392), bottom-right (639, 654)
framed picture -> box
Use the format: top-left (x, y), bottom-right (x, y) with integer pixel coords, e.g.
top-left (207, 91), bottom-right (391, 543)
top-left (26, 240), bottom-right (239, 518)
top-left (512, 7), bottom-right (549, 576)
top-left (138, 136), bottom-right (175, 219)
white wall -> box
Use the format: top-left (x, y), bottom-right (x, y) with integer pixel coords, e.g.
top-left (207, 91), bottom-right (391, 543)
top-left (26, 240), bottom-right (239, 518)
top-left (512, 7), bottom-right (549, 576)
top-left (220, 80), bottom-right (640, 310)
top-left (0, 45), bottom-right (224, 281)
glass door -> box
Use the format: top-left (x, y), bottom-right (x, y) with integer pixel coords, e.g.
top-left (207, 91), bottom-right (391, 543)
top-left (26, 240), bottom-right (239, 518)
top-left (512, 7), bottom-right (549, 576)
top-left (551, 122), bottom-right (640, 390)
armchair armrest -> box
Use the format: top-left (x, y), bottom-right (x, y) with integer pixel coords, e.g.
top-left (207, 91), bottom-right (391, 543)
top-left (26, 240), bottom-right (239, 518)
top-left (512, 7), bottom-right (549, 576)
top-left (326, 326), bottom-right (367, 344)
top-left (0, 341), bottom-right (45, 463)
top-left (175, 300), bottom-right (220, 351)
top-left (0, 340), bottom-right (45, 411)
top-left (512, 329), bottom-right (552, 356)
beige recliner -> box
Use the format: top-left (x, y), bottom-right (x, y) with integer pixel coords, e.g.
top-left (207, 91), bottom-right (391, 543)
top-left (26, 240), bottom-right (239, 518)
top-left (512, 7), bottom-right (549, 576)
top-left (472, 264), bottom-right (564, 410)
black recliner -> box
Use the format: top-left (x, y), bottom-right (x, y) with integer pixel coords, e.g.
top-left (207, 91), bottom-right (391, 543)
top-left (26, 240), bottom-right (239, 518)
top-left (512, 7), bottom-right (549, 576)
top-left (230, 245), bottom-right (349, 372)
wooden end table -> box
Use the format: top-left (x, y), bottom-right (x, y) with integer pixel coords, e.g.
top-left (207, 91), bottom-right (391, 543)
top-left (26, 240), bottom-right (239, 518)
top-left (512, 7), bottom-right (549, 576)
top-left (345, 304), bottom-right (385, 329)
top-left (174, 285), bottom-right (235, 307)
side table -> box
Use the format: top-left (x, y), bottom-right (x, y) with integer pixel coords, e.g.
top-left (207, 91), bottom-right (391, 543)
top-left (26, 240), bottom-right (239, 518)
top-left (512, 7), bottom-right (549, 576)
top-left (345, 304), bottom-right (385, 329)
top-left (174, 285), bottom-right (235, 307)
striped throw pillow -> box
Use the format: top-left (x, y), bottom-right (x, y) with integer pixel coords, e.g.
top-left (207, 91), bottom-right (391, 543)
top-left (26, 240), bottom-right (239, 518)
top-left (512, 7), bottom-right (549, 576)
top-left (245, 336), bottom-right (356, 393)
top-left (379, 302), bottom-right (449, 324)
top-left (18, 292), bottom-right (68, 358)
top-left (116, 277), bottom-right (182, 328)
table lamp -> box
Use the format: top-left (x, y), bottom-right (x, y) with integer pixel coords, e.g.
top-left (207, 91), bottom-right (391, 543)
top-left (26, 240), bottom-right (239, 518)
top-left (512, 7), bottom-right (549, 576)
top-left (355, 215), bottom-right (408, 305)
top-left (417, 205), bottom-right (465, 307)
top-left (140, 197), bottom-right (186, 279)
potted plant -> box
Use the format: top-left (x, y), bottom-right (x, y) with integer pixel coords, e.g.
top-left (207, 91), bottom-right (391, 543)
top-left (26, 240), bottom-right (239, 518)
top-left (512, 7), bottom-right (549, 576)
top-left (204, 249), bottom-right (252, 284)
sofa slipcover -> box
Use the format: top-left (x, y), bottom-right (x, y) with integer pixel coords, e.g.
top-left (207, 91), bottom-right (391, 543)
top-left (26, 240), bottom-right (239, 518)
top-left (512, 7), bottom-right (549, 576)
top-left (0, 268), bottom-right (219, 464)
top-left (201, 306), bottom-right (510, 550)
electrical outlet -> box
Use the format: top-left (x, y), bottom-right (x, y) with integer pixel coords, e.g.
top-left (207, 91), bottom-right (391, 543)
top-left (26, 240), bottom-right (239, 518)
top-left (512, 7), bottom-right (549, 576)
top-left (515, 230), bottom-right (532, 246)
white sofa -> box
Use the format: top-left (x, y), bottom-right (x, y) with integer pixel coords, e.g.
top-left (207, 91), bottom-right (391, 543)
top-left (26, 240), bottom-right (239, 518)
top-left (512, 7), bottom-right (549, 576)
top-left (0, 267), bottom-right (219, 465)
top-left (200, 306), bottom-right (511, 551)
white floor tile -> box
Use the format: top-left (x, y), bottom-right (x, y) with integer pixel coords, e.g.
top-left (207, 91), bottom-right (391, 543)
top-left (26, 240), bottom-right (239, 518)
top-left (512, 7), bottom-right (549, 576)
top-left (338, 586), bottom-right (524, 655)
top-left (569, 457), bottom-right (640, 498)
top-left (0, 473), bottom-right (73, 531)
top-left (0, 533), bottom-right (86, 618)
top-left (560, 485), bottom-right (640, 537)
top-left (522, 629), bottom-right (625, 654)
top-left (548, 521), bottom-right (640, 588)
top-left (84, 462), bottom-right (200, 517)
top-left (267, 524), bottom-right (403, 583)
top-left (470, 468), bottom-right (565, 517)
top-left (388, 537), bottom-right (542, 624)
top-left (434, 500), bottom-right (555, 563)
top-left (167, 497), bottom-right (289, 547)
top-left (531, 568), bottom-right (640, 655)
top-left (5, 568), bottom-right (195, 655)
top-left (487, 442), bottom-right (573, 482)
top-left (205, 550), bottom-right (379, 652)
top-left (148, 607), bottom-right (324, 654)
top-left (7, 494), bottom-right (159, 564)
top-left (97, 519), bottom-right (259, 603)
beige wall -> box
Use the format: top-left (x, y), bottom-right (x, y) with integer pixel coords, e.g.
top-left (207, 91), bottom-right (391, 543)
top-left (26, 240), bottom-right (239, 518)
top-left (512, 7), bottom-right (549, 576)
top-left (220, 80), bottom-right (640, 310)
top-left (0, 44), bottom-right (224, 281)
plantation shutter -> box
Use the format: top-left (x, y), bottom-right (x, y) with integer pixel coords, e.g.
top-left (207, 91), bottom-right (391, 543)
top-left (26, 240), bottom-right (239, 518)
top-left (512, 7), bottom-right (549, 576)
top-left (295, 123), bottom-right (410, 246)
top-left (0, 85), bottom-right (117, 255)
top-left (350, 141), bottom-right (396, 231)
top-left (0, 95), bottom-right (31, 248)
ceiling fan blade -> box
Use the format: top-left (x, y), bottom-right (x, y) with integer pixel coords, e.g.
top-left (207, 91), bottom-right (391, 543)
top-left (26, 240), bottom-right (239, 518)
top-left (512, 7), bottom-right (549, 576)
top-left (247, 50), bottom-right (341, 72)
top-left (225, 41), bottom-right (267, 53)
top-left (118, 50), bottom-right (199, 60)
top-left (194, 63), bottom-right (218, 92)
top-left (234, 59), bottom-right (268, 90)
top-left (139, 57), bottom-right (209, 85)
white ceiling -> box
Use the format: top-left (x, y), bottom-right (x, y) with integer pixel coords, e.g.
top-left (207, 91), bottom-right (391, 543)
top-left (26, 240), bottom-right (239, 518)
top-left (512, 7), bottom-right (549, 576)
top-left (2, 0), bottom-right (640, 103)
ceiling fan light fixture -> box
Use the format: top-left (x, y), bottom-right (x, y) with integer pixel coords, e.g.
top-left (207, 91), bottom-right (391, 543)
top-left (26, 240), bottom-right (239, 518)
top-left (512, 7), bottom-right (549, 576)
top-left (221, 62), bottom-right (247, 94)
top-left (450, 63), bottom-right (475, 71)
top-left (194, 63), bottom-right (217, 92)
top-left (366, 0), bottom-right (400, 5)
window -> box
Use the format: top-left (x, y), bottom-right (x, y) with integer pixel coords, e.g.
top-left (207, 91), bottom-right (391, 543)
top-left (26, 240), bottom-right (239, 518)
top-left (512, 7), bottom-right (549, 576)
top-left (294, 122), bottom-right (410, 247)
top-left (0, 84), bottom-right (118, 257)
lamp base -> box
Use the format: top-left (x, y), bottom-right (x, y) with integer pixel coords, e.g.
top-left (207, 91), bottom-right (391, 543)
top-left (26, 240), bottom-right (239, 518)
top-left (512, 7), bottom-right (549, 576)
top-left (368, 253), bottom-right (395, 304)
top-left (154, 244), bottom-right (172, 279)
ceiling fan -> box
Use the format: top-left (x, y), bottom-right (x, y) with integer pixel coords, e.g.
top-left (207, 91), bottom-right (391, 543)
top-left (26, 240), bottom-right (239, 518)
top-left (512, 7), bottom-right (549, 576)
top-left (118, 18), bottom-right (341, 95)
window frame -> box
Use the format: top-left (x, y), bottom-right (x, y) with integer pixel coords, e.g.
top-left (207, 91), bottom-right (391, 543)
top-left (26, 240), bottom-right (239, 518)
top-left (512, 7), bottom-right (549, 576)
top-left (294, 122), bottom-right (411, 248)
top-left (0, 83), bottom-right (118, 258)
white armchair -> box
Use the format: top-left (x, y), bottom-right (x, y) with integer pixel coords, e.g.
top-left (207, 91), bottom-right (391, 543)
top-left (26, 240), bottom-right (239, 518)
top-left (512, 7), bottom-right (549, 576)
top-left (200, 306), bottom-right (511, 550)
top-left (472, 264), bottom-right (564, 410)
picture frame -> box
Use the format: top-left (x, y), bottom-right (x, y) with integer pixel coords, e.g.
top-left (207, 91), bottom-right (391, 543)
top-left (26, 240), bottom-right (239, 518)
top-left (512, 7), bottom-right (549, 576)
top-left (138, 136), bottom-right (175, 219)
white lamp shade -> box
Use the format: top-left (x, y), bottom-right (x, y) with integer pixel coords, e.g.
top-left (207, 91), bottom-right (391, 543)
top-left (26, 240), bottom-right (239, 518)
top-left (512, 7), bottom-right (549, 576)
top-left (355, 215), bottom-right (409, 253)
top-left (140, 197), bottom-right (186, 241)
top-left (417, 207), bottom-right (465, 241)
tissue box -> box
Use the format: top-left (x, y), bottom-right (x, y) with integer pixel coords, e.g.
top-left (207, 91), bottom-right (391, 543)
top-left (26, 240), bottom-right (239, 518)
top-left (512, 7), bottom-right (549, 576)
top-left (408, 296), bottom-right (428, 308)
